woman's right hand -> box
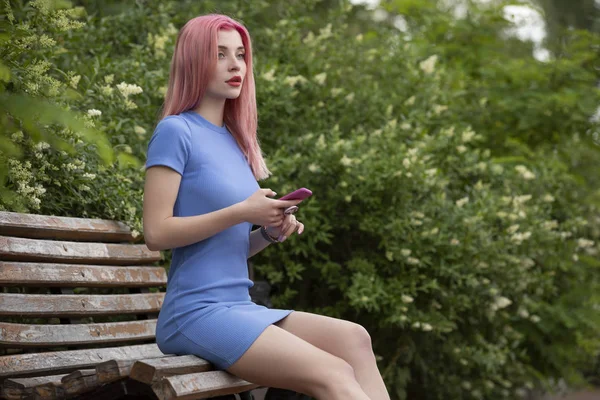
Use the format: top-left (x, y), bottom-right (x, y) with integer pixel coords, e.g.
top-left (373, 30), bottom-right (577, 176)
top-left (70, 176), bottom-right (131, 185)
top-left (239, 188), bottom-right (302, 227)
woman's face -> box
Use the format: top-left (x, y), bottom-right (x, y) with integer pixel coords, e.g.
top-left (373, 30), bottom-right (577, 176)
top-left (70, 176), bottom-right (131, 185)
top-left (206, 29), bottom-right (247, 101)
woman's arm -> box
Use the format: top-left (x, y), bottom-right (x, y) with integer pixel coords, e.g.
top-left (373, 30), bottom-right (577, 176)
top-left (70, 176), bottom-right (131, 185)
top-left (248, 228), bottom-right (274, 258)
top-left (143, 166), bottom-right (246, 251)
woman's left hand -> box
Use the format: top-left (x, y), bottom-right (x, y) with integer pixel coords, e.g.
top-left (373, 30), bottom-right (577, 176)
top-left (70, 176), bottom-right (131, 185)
top-left (265, 213), bottom-right (304, 242)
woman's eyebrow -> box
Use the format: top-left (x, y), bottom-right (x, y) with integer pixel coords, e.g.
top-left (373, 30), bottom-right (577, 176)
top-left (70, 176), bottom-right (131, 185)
top-left (218, 45), bottom-right (245, 51)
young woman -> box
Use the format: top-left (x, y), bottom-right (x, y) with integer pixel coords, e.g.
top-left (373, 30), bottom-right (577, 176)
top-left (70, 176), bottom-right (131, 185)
top-left (143, 14), bottom-right (390, 400)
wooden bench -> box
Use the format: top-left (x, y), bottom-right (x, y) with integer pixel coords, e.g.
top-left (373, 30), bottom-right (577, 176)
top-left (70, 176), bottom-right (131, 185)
top-left (0, 211), bottom-right (261, 399)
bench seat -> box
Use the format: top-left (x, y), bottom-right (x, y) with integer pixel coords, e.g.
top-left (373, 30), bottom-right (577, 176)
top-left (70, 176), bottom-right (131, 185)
top-left (0, 211), bottom-right (261, 399)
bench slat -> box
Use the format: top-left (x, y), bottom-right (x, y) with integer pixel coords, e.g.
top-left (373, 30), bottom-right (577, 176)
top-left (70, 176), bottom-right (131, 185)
top-left (130, 355), bottom-right (212, 385)
top-left (0, 262), bottom-right (167, 287)
top-left (96, 354), bottom-right (177, 383)
top-left (160, 371), bottom-right (258, 400)
top-left (3, 372), bottom-right (67, 400)
top-left (0, 293), bottom-right (164, 317)
top-left (0, 320), bottom-right (157, 347)
top-left (0, 211), bottom-right (136, 242)
top-left (0, 236), bottom-right (160, 265)
top-left (61, 369), bottom-right (101, 397)
top-left (0, 343), bottom-right (165, 379)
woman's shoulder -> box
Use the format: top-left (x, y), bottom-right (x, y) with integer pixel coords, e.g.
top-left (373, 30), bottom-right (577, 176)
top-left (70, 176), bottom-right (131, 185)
top-left (152, 114), bottom-right (193, 139)
top-left (156, 114), bottom-right (190, 130)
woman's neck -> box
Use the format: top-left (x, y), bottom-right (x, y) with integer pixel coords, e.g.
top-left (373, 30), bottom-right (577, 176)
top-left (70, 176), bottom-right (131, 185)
top-left (194, 96), bottom-right (226, 127)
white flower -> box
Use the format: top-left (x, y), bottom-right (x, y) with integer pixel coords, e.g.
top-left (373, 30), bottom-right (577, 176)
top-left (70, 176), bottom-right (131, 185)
top-left (401, 295), bottom-right (414, 303)
top-left (515, 165), bottom-right (536, 180)
top-left (283, 75), bottom-right (307, 87)
top-left (521, 258), bottom-right (535, 268)
top-left (450, 238), bottom-right (460, 246)
top-left (456, 197), bottom-right (469, 208)
top-left (402, 158), bottom-right (411, 168)
top-left (461, 128), bottom-right (476, 142)
top-left (70, 74), bottom-right (81, 89)
top-left (34, 141), bottom-right (51, 151)
top-left (518, 308), bottom-right (529, 318)
top-left (314, 72), bottom-right (327, 85)
top-left (514, 195), bottom-right (532, 204)
top-left (340, 155), bottom-right (353, 167)
top-left (493, 296), bottom-right (512, 310)
top-left (507, 224), bottom-right (520, 234)
top-left (134, 125), bottom-right (146, 135)
top-left (577, 238), bottom-right (595, 249)
top-left (116, 82), bottom-right (143, 98)
top-left (401, 249), bottom-right (412, 257)
top-left (87, 109), bottom-right (102, 117)
top-left (404, 96), bottom-right (415, 106)
top-left (456, 145), bottom-right (467, 154)
top-left (406, 257), bottom-right (420, 265)
top-left (308, 163), bottom-right (319, 173)
top-left (419, 55), bottom-right (438, 74)
top-left (530, 315), bottom-right (541, 323)
top-left (433, 105), bottom-right (448, 115)
top-left (542, 220), bottom-right (558, 230)
top-left (345, 92), bottom-right (355, 102)
top-left (412, 322), bottom-right (421, 329)
top-left (421, 323), bottom-right (433, 331)
top-left (543, 194), bottom-right (555, 202)
top-left (331, 87), bottom-right (343, 97)
top-left (511, 231), bottom-right (531, 243)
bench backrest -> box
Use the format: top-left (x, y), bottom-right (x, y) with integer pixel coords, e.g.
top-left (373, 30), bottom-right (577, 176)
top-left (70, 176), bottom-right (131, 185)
top-left (0, 211), bottom-right (165, 378)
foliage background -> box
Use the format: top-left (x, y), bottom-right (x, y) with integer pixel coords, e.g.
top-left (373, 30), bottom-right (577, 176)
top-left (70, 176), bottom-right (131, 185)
top-left (1, 0), bottom-right (599, 399)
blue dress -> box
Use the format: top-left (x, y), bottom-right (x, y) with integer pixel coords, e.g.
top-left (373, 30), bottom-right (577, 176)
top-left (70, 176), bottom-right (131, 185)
top-left (146, 111), bottom-right (294, 370)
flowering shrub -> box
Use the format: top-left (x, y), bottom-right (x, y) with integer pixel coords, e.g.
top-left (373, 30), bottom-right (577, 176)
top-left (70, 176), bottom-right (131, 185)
top-left (1, 1), bottom-right (599, 399)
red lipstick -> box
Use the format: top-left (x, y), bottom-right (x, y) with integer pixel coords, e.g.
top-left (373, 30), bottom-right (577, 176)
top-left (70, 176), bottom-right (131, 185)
top-left (226, 76), bottom-right (242, 87)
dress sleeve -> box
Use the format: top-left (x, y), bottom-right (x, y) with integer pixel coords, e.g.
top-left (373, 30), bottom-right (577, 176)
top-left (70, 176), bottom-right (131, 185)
top-left (145, 116), bottom-right (192, 176)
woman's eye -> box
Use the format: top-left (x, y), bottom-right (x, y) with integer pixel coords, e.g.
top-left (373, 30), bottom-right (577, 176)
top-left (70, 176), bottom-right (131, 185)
top-left (218, 53), bottom-right (225, 59)
top-left (237, 53), bottom-right (246, 59)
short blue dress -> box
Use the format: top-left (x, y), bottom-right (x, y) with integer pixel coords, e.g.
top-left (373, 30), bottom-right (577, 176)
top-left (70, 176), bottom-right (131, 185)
top-left (146, 111), bottom-right (294, 370)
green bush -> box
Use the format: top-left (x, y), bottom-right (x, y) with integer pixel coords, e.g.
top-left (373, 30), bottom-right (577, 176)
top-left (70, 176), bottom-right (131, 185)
top-left (1, 1), bottom-right (599, 399)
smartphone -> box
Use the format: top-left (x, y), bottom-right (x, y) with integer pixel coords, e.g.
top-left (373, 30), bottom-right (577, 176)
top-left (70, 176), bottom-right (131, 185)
top-left (279, 187), bottom-right (313, 201)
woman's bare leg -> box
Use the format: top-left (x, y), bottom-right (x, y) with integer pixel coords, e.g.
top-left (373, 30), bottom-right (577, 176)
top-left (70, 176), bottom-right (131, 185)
top-left (274, 311), bottom-right (390, 400)
top-left (226, 324), bottom-right (372, 400)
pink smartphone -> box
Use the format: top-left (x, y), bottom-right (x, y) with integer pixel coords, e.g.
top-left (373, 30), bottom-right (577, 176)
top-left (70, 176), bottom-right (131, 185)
top-left (279, 187), bottom-right (313, 201)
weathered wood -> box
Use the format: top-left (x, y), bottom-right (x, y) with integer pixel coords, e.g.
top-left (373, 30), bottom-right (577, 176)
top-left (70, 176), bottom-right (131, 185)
top-left (0, 262), bottom-right (167, 287)
top-left (0, 236), bottom-right (160, 265)
top-left (0, 343), bottom-right (165, 379)
top-left (160, 371), bottom-right (259, 400)
top-left (0, 320), bottom-right (157, 347)
top-left (95, 359), bottom-right (134, 384)
top-left (130, 355), bottom-right (213, 385)
top-left (0, 211), bottom-right (136, 242)
top-left (0, 293), bottom-right (165, 317)
top-left (2, 372), bottom-right (68, 400)
top-left (61, 369), bottom-right (100, 397)
top-left (95, 354), bottom-right (176, 383)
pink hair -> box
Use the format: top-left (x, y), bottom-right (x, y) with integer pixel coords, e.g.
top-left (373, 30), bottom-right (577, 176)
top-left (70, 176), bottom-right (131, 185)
top-left (160, 14), bottom-right (270, 180)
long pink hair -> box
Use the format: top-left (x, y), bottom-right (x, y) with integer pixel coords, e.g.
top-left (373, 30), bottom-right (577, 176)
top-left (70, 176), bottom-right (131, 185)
top-left (160, 14), bottom-right (270, 180)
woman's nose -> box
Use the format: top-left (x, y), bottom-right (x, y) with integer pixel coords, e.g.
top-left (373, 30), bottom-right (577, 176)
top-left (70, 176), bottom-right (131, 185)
top-left (229, 58), bottom-right (241, 71)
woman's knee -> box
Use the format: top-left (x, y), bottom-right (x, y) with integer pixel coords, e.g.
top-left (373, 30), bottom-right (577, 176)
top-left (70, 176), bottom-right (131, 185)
top-left (344, 322), bottom-right (373, 354)
top-left (312, 357), bottom-right (359, 397)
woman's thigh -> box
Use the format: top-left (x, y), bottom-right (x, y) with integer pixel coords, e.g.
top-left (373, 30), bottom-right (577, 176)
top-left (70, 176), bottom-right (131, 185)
top-left (273, 311), bottom-right (373, 363)
top-left (225, 324), bottom-right (355, 398)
